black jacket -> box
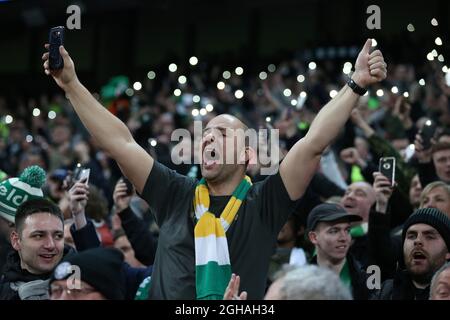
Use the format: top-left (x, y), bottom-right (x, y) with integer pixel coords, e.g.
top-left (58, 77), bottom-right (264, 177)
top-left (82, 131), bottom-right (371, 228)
top-left (371, 270), bottom-right (430, 300)
top-left (0, 220), bottom-right (100, 300)
top-left (310, 254), bottom-right (370, 300)
top-left (117, 207), bottom-right (156, 266)
top-left (0, 236), bottom-right (12, 274)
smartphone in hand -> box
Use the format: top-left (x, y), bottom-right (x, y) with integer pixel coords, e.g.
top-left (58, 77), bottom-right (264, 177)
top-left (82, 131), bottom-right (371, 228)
top-left (78, 168), bottom-right (90, 185)
top-left (379, 157), bottom-right (396, 187)
top-left (419, 120), bottom-right (437, 150)
top-left (48, 26), bottom-right (65, 70)
top-left (122, 177), bottom-right (134, 196)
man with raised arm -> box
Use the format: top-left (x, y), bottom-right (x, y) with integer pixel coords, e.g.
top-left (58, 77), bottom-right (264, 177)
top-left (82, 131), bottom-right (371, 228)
top-left (42, 39), bottom-right (386, 299)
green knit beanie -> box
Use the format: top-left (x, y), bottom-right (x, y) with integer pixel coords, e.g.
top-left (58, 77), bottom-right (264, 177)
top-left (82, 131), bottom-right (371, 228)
top-left (0, 166), bottom-right (46, 223)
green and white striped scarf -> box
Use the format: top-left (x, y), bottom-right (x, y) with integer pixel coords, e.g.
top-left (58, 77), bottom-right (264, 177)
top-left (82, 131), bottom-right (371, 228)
top-left (193, 176), bottom-right (252, 300)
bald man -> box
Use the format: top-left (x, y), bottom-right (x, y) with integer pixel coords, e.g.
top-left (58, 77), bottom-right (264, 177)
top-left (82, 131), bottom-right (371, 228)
top-left (43, 39), bottom-right (386, 299)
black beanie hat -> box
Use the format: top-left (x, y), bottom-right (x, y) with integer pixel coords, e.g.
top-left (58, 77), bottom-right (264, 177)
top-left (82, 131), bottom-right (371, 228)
top-left (402, 208), bottom-right (450, 251)
top-left (51, 247), bottom-right (125, 300)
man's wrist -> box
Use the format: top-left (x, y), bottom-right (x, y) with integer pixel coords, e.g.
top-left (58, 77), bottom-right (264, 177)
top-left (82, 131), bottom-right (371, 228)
top-left (351, 72), bottom-right (367, 88)
top-left (63, 77), bottom-right (81, 93)
top-left (347, 77), bottom-right (367, 96)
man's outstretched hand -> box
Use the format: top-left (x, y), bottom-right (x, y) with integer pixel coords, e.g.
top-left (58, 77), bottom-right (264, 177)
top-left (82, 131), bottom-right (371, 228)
top-left (352, 39), bottom-right (387, 88)
top-left (42, 44), bottom-right (78, 91)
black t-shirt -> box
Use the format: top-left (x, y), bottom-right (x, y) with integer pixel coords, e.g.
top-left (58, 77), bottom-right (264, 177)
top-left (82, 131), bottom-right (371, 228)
top-left (142, 161), bottom-right (298, 299)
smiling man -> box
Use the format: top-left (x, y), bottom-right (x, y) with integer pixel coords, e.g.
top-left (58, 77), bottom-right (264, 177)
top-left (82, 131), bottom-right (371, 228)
top-left (43, 38), bottom-right (386, 299)
top-left (307, 203), bottom-right (369, 299)
top-left (373, 208), bottom-right (450, 300)
top-left (0, 199), bottom-right (65, 299)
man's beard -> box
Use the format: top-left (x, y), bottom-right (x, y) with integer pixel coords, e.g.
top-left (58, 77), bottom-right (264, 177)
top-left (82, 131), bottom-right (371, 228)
top-left (409, 269), bottom-right (433, 287)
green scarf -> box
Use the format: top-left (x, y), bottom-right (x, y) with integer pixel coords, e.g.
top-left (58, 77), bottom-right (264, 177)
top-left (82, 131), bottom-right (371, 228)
top-left (193, 176), bottom-right (252, 300)
top-left (350, 222), bottom-right (368, 238)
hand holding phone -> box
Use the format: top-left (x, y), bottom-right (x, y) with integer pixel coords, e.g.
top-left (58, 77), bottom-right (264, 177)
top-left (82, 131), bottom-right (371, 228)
top-left (48, 26), bottom-right (64, 70)
top-left (379, 157), bottom-right (396, 187)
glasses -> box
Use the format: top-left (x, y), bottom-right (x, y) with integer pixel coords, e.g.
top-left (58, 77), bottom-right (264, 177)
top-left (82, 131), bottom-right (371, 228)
top-left (50, 284), bottom-right (98, 299)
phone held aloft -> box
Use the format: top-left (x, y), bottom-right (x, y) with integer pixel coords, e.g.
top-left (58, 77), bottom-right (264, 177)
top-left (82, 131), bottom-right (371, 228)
top-left (49, 26), bottom-right (65, 70)
top-left (379, 157), bottom-right (396, 187)
top-left (419, 120), bottom-right (437, 150)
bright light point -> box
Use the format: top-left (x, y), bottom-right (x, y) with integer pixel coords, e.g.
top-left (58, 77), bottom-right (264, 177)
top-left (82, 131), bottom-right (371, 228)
top-left (26, 135), bottom-right (33, 143)
top-left (223, 71), bottom-right (231, 79)
top-left (199, 108), bottom-right (207, 116)
top-left (5, 115), bottom-right (13, 124)
top-left (435, 37), bottom-right (443, 46)
top-left (149, 139), bottom-right (157, 147)
top-left (431, 18), bottom-right (438, 26)
top-left (425, 120), bottom-right (432, 126)
top-left (329, 90), bottom-right (338, 98)
top-left (371, 39), bottom-right (377, 47)
top-left (266, 117), bottom-right (271, 123)
top-left (407, 24), bottom-right (415, 32)
top-left (234, 90), bottom-right (244, 99)
top-left (291, 99), bottom-right (297, 106)
top-left (205, 104), bottom-right (214, 112)
top-left (267, 64), bottom-right (276, 73)
top-left (403, 92), bottom-right (409, 98)
top-left (308, 62), bottom-right (317, 70)
top-left (235, 67), bottom-right (243, 75)
top-left (438, 54), bottom-right (445, 62)
top-left (376, 89), bottom-right (384, 97)
top-left (427, 52), bottom-right (434, 61)
top-left (193, 95), bottom-right (201, 103)
top-left (443, 66), bottom-right (449, 73)
top-left (300, 91), bottom-right (307, 98)
top-left (178, 75), bottom-right (187, 84)
top-left (125, 88), bottom-right (134, 96)
top-left (391, 86), bottom-right (399, 94)
top-left (432, 49), bottom-right (438, 57)
top-left (283, 88), bottom-right (292, 97)
top-left (189, 56), bottom-right (198, 66)
top-left (297, 74), bottom-right (305, 83)
top-left (259, 71), bottom-right (268, 80)
top-left (48, 111), bottom-right (56, 120)
top-left (343, 61), bottom-right (352, 74)
top-left (32, 108), bottom-right (41, 117)
top-left (419, 79), bottom-right (425, 86)
top-left (174, 89), bottom-right (182, 96)
top-left (168, 63), bottom-right (177, 72)
top-left (147, 71), bottom-right (156, 79)
top-left (217, 81), bottom-right (225, 90)
top-left (192, 109), bottom-right (199, 117)
top-left (133, 81), bottom-right (142, 91)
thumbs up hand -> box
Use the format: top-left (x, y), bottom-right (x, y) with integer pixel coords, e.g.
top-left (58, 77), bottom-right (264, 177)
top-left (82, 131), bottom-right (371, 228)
top-left (352, 39), bottom-right (387, 88)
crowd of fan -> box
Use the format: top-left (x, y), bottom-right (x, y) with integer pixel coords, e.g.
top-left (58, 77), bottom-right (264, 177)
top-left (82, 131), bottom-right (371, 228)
top-left (1, 40), bottom-right (450, 300)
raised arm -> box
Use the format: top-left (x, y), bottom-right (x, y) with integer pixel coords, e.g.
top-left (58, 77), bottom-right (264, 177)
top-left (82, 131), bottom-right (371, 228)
top-left (280, 39), bottom-right (387, 200)
top-left (42, 45), bottom-right (153, 193)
